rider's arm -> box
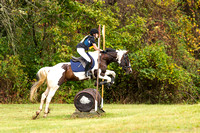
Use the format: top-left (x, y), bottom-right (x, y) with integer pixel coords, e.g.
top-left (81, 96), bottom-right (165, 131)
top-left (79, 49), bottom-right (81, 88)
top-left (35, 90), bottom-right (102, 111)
top-left (92, 43), bottom-right (102, 51)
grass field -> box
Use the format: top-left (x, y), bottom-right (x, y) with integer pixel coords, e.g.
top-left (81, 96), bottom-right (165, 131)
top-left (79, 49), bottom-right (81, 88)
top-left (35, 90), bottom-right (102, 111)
top-left (0, 104), bottom-right (199, 133)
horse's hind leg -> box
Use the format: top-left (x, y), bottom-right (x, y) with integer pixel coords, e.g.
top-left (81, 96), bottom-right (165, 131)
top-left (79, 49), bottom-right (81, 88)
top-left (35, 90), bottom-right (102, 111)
top-left (43, 86), bottom-right (59, 118)
top-left (32, 87), bottom-right (50, 119)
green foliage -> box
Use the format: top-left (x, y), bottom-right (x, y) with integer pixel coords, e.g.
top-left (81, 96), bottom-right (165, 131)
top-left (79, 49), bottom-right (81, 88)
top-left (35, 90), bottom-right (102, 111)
top-left (0, 0), bottom-right (200, 103)
top-left (0, 37), bottom-right (12, 57)
top-left (105, 45), bottom-right (198, 104)
top-left (132, 45), bottom-right (196, 102)
top-left (0, 55), bottom-right (29, 103)
top-left (133, 45), bottom-right (183, 85)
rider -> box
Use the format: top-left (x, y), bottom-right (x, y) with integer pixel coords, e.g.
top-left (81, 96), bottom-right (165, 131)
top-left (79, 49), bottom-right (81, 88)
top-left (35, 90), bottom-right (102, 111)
top-left (76, 28), bottom-right (101, 77)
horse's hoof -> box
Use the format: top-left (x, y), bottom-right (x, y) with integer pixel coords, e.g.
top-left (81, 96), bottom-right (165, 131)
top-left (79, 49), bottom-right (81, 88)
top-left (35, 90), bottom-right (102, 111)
top-left (100, 81), bottom-right (107, 85)
top-left (36, 110), bottom-right (40, 115)
top-left (111, 77), bottom-right (115, 82)
top-left (32, 110), bottom-right (40, 120)
top-left (107, 83), bottom-right (111, 87)
top-left (43, 113), bottom-right (48, 118)
top-left (32, 113), bottom-right (40, 120)
top-left (48, 108), bottom-right (50, 113)
top-left (32, 115), bottom-right (37, 120)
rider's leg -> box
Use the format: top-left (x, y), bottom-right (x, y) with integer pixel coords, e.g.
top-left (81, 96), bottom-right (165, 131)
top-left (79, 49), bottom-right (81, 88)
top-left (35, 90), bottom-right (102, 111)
top-left (85, 61), bottom-right (92, 76)
top-left (77, 48), bottom-right (91, 76)
top-left (77, 48), bottom-right (91, 62)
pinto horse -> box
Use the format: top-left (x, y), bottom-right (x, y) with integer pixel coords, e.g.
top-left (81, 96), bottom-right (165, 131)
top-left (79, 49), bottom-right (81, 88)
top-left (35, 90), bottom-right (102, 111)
top-left (30, 48), bottom-right (132, 119)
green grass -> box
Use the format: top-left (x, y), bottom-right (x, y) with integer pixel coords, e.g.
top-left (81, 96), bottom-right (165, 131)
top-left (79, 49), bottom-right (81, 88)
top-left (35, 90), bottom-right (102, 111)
top-left (0, 104), bottom-right (200, 133)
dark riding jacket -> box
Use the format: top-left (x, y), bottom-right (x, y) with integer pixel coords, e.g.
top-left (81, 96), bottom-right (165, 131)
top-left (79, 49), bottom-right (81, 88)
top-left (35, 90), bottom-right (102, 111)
top-left (76, 35), bottom-right (96, 51)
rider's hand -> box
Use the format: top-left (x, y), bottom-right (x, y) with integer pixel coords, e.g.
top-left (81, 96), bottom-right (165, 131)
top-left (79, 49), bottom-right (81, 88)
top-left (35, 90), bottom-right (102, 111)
top-left (100, 50), bottom-right (106, 53)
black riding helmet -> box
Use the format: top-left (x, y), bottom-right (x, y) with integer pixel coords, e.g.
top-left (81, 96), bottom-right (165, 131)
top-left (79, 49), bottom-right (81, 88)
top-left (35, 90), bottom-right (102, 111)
top-left (90, 29), bottom-right (99, 36)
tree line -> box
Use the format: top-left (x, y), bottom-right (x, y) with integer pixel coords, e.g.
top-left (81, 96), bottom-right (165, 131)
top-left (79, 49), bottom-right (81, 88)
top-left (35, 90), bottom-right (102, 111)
top-left (0, 0), bottom-right (200, 104)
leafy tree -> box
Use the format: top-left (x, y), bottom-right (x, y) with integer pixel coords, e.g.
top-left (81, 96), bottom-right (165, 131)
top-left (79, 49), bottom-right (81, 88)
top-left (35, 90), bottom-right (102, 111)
top-left (0, 0), bottom-right (200, 103)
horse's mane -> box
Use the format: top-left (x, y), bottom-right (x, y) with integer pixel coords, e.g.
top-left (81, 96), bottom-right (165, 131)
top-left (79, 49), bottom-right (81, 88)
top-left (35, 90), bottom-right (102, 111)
top-left (105, 48), bottom-right (127, 53)
top-left (105, 48), bottom-right (116, 52)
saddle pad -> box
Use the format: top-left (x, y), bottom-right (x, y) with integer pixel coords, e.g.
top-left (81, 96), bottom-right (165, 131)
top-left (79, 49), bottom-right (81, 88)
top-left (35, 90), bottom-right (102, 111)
top-left (70, 53), bottom-right (95, 72)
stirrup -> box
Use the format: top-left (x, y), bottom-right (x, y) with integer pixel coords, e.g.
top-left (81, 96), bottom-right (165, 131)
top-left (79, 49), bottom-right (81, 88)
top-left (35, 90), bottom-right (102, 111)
top-left (85, 71), bottom-right (92, 77)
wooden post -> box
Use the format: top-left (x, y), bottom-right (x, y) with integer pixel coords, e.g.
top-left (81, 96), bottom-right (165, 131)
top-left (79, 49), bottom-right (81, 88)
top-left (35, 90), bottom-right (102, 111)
top-left (101, 25), bottom-right (105, 108)
top-left (95, 25), bottom-right (101, 112)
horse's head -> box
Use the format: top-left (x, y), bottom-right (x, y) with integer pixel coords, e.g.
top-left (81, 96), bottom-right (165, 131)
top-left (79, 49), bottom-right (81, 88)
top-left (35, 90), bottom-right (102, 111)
top-left (116, 50), bottom-right (132, 74)
top-left (101, 48), bottom-right (132, 74)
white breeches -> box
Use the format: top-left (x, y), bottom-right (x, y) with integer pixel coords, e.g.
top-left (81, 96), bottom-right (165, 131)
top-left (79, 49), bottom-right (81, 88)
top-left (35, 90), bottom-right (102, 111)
top-left (77, 48), bottom-right (91, 62)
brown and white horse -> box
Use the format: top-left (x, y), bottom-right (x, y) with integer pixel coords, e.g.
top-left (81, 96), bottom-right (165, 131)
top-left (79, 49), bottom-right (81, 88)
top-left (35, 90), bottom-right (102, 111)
top-left (30, 48), bottom-right (132, 119)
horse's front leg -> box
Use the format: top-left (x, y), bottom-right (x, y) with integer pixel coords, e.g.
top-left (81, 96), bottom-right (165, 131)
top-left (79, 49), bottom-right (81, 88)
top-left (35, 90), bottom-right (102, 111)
top-left (105, 70), bottom-right (116, 78)
top-left (98, 69), bottom-right (115, 86)
top-left (104, 70), bottom-right (116, 84)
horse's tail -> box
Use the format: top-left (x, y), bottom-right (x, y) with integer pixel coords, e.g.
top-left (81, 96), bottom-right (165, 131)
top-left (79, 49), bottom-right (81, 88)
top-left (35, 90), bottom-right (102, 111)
top-left (30, 67), bottom-right (51, 101)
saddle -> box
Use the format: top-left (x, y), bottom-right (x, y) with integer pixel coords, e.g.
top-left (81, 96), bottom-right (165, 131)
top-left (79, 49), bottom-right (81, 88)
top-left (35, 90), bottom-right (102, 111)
top-left (70, 53), bottom-right (95, 72)
top-left (71, 56), bottom-right (87, 68)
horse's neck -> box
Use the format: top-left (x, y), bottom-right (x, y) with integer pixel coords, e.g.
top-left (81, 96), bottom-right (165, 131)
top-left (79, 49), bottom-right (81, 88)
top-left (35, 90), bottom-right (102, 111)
top-left (88, 51), bottom-right (118, 65)
top-left (102, 52), bottom-right (118, 65)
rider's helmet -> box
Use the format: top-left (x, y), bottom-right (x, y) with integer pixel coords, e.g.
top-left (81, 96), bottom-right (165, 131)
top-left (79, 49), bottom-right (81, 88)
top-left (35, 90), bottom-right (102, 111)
top-left (90, 29), bottom-right (99, 36)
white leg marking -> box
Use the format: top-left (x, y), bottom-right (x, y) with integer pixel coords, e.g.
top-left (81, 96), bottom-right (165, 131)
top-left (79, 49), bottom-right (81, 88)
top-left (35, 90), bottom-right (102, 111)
top-left (44, 86), bottom-right (59, 117)
top-left (39, 87), bottom-right (50, 111)
top-left (105, 70), bottom-right (116, 78)
top-left (98, 70), bottom-right (112, 83)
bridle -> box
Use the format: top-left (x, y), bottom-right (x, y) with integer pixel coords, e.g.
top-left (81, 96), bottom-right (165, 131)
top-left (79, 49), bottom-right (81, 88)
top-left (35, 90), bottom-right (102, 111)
top-left (120, 54), bottom-right (131, 72)
top-left (100, 51), bottom-right (131, 72)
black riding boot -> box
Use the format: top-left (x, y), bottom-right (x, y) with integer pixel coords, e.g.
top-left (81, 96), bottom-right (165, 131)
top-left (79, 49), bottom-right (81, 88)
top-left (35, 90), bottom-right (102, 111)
top-left (85, 61), bottom-right (91, 77)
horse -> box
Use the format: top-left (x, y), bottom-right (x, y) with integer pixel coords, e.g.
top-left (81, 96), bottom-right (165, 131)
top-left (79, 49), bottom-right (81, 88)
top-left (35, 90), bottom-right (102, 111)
top-left (30, 48), bottom-right (132, 119)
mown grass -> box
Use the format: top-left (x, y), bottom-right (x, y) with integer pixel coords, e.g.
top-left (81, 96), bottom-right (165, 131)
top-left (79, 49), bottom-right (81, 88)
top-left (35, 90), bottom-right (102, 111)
top-left (0, 104), bottom-right (199, 133)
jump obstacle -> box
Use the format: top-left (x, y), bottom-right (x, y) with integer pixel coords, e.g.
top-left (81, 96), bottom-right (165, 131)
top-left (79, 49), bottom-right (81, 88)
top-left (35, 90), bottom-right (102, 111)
top-left (71, 25), bottom-right (106, 118)
top-left (71, 88), bottom-right (105, 118)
